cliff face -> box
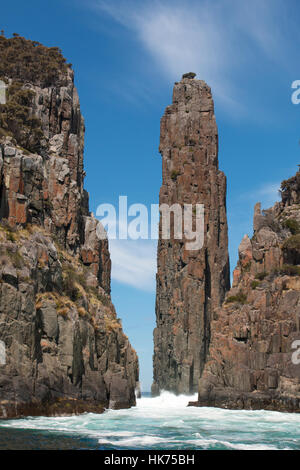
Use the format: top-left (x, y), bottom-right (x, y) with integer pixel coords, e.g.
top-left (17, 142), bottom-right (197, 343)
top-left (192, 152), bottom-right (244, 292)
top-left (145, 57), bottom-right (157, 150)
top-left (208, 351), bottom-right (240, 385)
top-left (152, 74), bottom-right (230, 395)
top-left (0, 35), bottom-right (139, 418)
top-left (195, 172), bottom-right (300, 412)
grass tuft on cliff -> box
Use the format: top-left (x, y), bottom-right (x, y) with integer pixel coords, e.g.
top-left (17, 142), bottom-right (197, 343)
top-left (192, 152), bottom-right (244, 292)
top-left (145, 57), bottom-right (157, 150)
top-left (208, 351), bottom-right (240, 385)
top-left (255, 271), bottom-right (268, 281)
top-left (251, 280), bottom-right (260, 290)
top-left (226, 291), bottom-right (247, 305)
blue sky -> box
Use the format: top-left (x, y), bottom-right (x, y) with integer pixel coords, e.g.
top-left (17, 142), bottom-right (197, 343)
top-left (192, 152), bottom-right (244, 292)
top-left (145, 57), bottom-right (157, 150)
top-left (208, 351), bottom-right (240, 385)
top-left (2, 0), bottom-right (300, 391)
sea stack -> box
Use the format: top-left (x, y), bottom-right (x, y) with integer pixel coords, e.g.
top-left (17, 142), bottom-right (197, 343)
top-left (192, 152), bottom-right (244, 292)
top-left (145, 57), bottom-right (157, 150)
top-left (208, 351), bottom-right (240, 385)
top-left (152, 73), bottom-right (230, 395)
top-left (194, 171), bottom-right (300, 412)
top-left (0, 35), bottom-right (139, 418)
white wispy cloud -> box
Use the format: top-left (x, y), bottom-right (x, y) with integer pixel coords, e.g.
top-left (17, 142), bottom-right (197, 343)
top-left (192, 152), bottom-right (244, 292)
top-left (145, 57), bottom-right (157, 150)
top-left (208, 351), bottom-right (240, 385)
top-left (95, 201), bottom-right (159, 291)
top-left (109, 239), bottom-right (157, 291)
top-left (91, 0), bottom-right (291, 111)
top-left (240, 182), bottom-right (281, 208)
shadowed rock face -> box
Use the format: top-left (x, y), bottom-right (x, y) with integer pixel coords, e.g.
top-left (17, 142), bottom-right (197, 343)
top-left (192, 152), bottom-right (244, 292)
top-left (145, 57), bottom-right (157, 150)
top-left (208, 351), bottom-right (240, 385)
top-left (152, 74), bottom-right (230, 395)
top-left (0, 36), bottom-right (139, 418)
top-left (195, 172), bottom-right (300, 412)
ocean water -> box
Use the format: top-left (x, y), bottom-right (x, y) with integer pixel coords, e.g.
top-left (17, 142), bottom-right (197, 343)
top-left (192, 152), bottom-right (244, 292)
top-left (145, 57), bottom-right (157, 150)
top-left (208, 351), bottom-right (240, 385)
top-left (0, 392), bottom-right (300, 450)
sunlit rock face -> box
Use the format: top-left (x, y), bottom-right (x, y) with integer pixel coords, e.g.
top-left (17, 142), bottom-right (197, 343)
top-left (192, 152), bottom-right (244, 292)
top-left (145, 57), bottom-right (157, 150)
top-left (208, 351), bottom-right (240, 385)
top-left (0, 35), bottom-right (139, 418)
top-left (196, 172), bottom-right (300, 412)
top-left (152, 74), bottom-right (230, 395)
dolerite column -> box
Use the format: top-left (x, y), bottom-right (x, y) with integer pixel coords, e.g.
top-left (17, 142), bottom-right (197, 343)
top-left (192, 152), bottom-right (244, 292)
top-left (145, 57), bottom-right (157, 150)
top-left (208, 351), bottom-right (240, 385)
top-left (152, 73), bottom-right (230, 395)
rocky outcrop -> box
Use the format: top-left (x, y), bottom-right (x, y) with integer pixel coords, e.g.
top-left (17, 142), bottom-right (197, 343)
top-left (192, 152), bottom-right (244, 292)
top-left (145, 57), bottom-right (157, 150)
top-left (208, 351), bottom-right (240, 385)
top-left (152, 74), bottom-right (230, 395)
top-left (0, 35), bottom-right (139, 418)
top-left (194, 171), bottom-right (300, 412)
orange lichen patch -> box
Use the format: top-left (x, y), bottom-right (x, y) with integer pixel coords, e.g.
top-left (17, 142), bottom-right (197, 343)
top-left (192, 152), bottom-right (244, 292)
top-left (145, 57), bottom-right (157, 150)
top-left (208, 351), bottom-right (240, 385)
top-left (81, 248), bottom-right (98, 264)
top-left (233, 267), bottom-right (241, 287)
top-left (172, 324), bottom-right (179, 335)
top-left (37, 249), bottom-right (49, 268)
top-left (16, 200), bottom-right (27, 224)
top-left (40, 339), bottom-right (54, 353)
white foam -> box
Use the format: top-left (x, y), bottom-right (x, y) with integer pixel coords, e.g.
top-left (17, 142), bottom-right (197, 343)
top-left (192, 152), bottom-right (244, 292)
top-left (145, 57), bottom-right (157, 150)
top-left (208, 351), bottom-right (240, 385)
top-left (99, 435), bottom-right (169, 447)
top-left (1, 392), bottom-right (300, 450)
top-left (136, 391), bottom-right (197, 409)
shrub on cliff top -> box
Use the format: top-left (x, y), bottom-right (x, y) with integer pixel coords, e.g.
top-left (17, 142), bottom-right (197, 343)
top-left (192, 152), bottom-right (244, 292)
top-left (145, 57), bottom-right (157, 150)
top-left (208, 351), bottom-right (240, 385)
top-left (0, 34), bottom-right (69, 87)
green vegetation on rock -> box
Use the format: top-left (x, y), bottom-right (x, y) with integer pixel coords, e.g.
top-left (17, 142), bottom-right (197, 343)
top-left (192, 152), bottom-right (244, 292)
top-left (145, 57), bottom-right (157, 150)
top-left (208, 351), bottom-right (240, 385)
top-left (255, 271), bottom-right (268, 281)
top-left (283, 219), bottom-right (300, 235)
top-left (282, 234), bottom-right (300, 251)
top-left (171, 170), bottom-right (180, 181)
top-left (277, 264), bottom-right (300, 276)
top-left (251, 280), bottom-right (260, 290)
top-left (0, 81), bottom-right (44, 152)
top-left (226, 291), bottom-right (247, 305)
top-left (0, 34), bottom-right (69, 87)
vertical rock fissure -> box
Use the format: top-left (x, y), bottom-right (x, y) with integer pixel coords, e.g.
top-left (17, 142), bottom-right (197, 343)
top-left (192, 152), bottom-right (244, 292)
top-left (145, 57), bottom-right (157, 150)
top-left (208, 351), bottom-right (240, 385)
top-left (202, 248), bottom-right (211, 376)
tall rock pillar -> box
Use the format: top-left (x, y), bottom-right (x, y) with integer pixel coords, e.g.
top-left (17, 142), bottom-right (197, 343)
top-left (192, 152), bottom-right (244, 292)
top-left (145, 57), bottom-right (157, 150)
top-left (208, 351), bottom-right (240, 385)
top-left (152, 73), bottom-right (230, 395)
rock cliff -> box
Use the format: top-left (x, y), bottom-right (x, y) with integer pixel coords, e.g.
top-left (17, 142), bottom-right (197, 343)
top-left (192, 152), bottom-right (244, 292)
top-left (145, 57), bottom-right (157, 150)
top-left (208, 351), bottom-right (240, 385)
top-left (0, 35), bottom-right (139, 418)
top-left (152, 74), bottom-right (230, 394)
top-left (194, 171), bottom-right (300, 411)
